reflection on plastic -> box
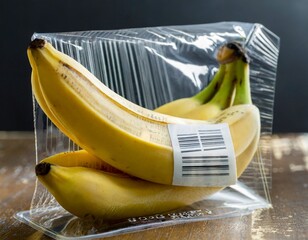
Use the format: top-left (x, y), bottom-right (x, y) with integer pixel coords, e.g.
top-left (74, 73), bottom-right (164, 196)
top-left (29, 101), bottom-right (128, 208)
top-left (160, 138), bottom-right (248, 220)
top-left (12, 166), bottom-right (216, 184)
top-left (16, 184), bottom-right (266, 239)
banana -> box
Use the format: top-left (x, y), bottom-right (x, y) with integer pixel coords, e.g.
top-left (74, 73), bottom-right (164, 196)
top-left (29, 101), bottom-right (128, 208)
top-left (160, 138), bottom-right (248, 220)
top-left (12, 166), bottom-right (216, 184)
top-left (31, 66), bottom-right (71, 136)
top-left (233, 54), bottom-right (252, 105)
top-left (37, 149), bottom-right (123, 174)
top-left (31, 68), bottom-right (83, 146)
top-left (35, 162), bottom-right (216, 220)
top-left (154, 64), bottom-right (225, 117)
top-left (28, 39), bottom-right (260, 185)
top-left (156, 42), bottom-right (246, 120)
top-left (36, 131), bottom-right (260, 220)
top-left (181, 59), bottom-right (237, 120)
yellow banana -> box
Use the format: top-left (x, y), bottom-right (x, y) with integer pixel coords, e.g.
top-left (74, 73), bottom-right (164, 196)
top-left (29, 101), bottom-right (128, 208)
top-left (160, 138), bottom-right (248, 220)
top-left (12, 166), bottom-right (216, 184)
top-left (36, 162), bottom-right (216, 220)
top-left (28, 39), bottom-right (260, 185)
top-left (37, 149), bottom-right (123, 174)
top-left (36, 130), bottom-right (260, 220)
top-left (31, 66), bottom-right (72, 138)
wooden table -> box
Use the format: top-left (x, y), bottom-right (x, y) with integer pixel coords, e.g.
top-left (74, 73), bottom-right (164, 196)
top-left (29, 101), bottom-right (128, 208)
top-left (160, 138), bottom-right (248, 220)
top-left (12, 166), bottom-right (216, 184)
top-left (0, 132), bottom-right (307, 240)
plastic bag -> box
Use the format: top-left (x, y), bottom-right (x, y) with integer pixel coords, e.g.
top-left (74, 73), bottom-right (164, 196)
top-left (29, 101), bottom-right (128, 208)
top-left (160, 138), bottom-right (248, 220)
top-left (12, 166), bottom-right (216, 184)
top-left (16, 21), bottom-right (279, 239)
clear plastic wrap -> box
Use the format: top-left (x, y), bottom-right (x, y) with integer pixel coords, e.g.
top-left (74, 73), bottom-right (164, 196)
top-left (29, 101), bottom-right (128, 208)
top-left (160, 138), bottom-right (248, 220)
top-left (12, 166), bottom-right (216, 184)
top-left (16, 22), bottom-right (279, 239)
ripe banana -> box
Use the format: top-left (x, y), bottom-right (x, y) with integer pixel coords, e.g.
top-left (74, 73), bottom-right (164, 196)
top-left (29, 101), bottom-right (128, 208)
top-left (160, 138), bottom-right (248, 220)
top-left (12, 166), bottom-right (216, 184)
top-left (28, 39), bottom-right (260, 185)
top-left (31, 65), bottom-right (81, 144)
top-left (31, 67), bottom-right (69, 135)
top-left (36, 129), bottom-right (260, 220)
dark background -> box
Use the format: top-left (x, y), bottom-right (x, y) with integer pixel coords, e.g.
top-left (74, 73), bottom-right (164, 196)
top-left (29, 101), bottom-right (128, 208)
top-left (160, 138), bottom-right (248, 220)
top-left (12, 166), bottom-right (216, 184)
top-left (1, 0), bottom-right (308, 133)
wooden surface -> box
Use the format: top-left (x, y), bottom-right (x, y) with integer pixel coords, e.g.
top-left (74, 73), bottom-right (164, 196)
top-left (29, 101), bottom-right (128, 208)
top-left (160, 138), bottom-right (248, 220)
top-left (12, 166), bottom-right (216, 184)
top-left (0, 132), bottom-right (307, 240)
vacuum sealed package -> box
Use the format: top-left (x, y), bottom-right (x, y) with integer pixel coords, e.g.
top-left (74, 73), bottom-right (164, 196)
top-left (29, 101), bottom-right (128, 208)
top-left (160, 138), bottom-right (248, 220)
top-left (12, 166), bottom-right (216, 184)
top-left (16, 22), bottom-right (279, 239)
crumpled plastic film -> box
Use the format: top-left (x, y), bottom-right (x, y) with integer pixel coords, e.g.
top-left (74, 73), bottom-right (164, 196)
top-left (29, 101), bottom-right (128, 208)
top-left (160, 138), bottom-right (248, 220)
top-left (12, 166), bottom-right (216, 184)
top-left (16, 22), bottom-right (279, 239)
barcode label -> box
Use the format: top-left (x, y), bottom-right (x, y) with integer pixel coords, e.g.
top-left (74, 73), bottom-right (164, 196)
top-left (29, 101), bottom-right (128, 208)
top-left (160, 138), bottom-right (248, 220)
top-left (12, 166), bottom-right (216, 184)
top-left (168, 123), bottom-right (236, 187)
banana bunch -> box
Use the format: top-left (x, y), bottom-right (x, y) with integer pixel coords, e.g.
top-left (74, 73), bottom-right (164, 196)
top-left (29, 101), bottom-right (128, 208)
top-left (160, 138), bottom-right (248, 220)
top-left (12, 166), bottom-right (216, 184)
top-left (155, 42), bottom-right (246, 120)
top-left (28, 39), bottom-right (260, 220)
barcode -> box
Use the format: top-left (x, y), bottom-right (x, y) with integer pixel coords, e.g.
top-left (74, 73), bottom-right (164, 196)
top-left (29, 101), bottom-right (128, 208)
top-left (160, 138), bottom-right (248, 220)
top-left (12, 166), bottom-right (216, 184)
top-left (168, 123), bottom-right (236, 186)
top-left (177, 129), bottom-right (226, 153)
top-left (199, 129), bottom-right (226, 151)
top-left (177, 129), bottom-right (229, 177)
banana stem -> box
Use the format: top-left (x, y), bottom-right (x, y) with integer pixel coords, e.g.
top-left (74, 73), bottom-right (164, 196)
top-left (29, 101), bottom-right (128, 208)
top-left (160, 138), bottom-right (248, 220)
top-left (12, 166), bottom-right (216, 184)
top-left (233, 59), bottom-right (252, 105)
top-left (35, 162), bottom-right (51, 176)
top-left (207, 60), bottom-right (238, 109)
top-left (193, 64), bottom-right (226, 104)
top-left (193, 42), bottom-right (246, 105)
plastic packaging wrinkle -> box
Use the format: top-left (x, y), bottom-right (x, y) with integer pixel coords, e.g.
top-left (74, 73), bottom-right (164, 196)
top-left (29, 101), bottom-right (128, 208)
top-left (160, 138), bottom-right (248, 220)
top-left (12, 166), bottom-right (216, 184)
top-left (15, 21), bottom-right (280, 239)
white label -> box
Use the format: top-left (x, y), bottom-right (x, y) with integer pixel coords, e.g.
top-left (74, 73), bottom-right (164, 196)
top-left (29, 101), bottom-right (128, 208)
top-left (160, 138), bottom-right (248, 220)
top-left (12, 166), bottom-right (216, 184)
top-left (168, 123), bottom-right (236, 187)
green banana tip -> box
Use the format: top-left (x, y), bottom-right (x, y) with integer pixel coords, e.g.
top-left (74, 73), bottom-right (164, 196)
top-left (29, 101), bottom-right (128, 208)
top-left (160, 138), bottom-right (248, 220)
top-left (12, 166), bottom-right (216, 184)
top-left (29, 38), bottom-right (46, 49)
top-left (35, 162), bottom-right (51, 176)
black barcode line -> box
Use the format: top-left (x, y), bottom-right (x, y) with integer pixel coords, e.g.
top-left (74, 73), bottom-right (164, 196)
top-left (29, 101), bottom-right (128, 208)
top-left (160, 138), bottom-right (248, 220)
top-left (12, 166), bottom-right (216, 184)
top-left (183, 165), bottom-right (229, 171)
top-left (182, 173), bottom-right (229, 176)
top-left (179, 142), bottom-right (201, 147)
top-left (202, 142), bottom-right (225, 146)
top-left (198, 129), bottom-right (222, 133)
top-left (200, 138), bottom-right (224, 142)
top-left (200, 136), bottom-right (224, 139)
top-left (203, 146), bottom-right (226, 151)
top-left (201, 141), bottom-right (225, 146)
top-left (177, 134), bottom-right (199, 138)
top-left (178, 139), bottom-right (200, 143)
top-left (201, 142), bottom-right (225, 147)
top-left (181, 145), bottom-right (201, 151)
top-left (182, 160), bottom-right (228, 164)
top-left (201, 141), bottom-right (225, 147)
top-left (182, 155), bottom-right (228, 160)
top-left (181, 149), bottom-right (203, 153)
top-left (178, 135), bottom-right (198, 139)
